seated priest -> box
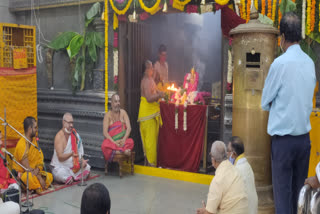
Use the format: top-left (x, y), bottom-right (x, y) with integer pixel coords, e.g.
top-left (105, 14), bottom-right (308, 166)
top-left (101, 94), bottom-right (134, 174)
top-left (13, 117), bottom-right (53, 194)
top-left (227, 136), bottom-right (258, 214)
top-left (197, 141), bottom-right (248, 214)
top-left (51, 113), bottom-right (90, 185)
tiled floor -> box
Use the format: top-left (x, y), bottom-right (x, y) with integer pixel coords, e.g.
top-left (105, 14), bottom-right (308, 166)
top-left (27, 170), bottom-right (209, 214)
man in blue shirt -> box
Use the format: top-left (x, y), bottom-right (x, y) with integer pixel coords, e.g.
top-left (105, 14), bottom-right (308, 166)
top-left (261, 12), bottom-right (316, 214)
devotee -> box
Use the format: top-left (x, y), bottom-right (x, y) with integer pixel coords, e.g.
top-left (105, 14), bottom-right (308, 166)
top-left (154, 44), bottom-right (169, 83)
top-left (81, 183), bottom-right (111, 214)
top-left (101, 93), bottom-right (134, 174)
top-left (227, 136), bottom-right (258, 214)
top-left (261, 12), bottom-right (316, 214)
top-left (196, 141), bottom-right (248, 214)
top-left (0, 130), bottom-right (20, 214)
top-left (51, 113), bottom-right (90, 185)
top-left (138, 60), bottom-right (164, 166)
top-left (13, 117), bottom-right (53, 194)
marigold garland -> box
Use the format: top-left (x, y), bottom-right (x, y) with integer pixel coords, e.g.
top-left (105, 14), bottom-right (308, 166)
top-left (246, 0), bottom-right (251, 22)
top-left (215, 0), bottom-right (230, 5)
top-left (109, 0), bottom-right (133, 15)
top-left (261, 0), bottom-right (266, 15)
top-left (267, 0), bottom-right (272, 18)
top-left (272, 0), bottom-right (277, 22)
top-left (254, 0), bottom-right (258, 11)
top-left (241, 0), bottom-right (246, 19)
top-left (307, 0), bottom-right (311, 35)
top-left (278, 0), bottom-right (282, 46)
top-left (105, 0), bottom-right (109, 112)
top-left (139, 0), bottom-right (162, 14)
top-left (113, 13), bottom-right (118, 30)
top-left (311, 0), bottom-right (315, 32)
top-left (172, 0), bottom-right (192, 11)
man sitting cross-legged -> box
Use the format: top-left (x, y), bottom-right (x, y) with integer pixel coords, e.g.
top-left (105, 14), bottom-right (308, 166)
top-left (51, 113), bottom-right (90, 185)
top-left (101, 94), bottom-right (134, 174)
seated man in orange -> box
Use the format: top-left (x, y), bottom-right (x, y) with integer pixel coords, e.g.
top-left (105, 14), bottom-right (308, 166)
top-left (13, 117), bottom-right (53, 194)
top-left (101, 94), bottom-right (134, 174)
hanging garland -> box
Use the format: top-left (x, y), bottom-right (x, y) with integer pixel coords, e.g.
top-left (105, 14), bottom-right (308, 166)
top-left (267, 0), bottom-right (272, 18)
top-left (272, 0), bottom-right (277, 22)
top-left (311, 0), bottom-right (315, 32)
top-left (254, 0), bottom-right (258, 11)
top-left (215, 0), bottom-right (230, 5)
top-left (246, 0), bottom-right (251, 22)
top-left (173, 0), bottom-right (192, 12)
top-left (241, 0), bottom-right (246, 19)
top-left (109, 0), bottom-right (133, 15)
top-left (261, 0), bottom-right (266, 15)
top-left (307, 0), bottom-right (311, 35)
top-left (278, 0), bottom-right (282, 46)
top-left (302, 0), bottom-right (306, 38)
top-left (105, 0), bottom-right (109, 112)
top-left (139, 0), bottom-right (162, 14)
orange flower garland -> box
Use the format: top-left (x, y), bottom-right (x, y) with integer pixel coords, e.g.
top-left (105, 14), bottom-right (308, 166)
top-left (262, 0), bottom-right (266, 15)
top-left (272, 0), bottom-right (277, 22)
top-left (278, 0), bottom-right (282, 46)
top-left (307, 0), bottom-right (311, 35)
top-left (247, 0), bottom-right (251, 22)
top-left (310, 0), bottom-right (315, 32)
top-left (267, 0), bottom-right (272, 18)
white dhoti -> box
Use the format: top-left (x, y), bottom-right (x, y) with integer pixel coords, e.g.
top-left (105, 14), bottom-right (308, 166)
top-left (50, 133), bottom-right (91, 184)
top-left (0, 198), bottom-right (20, 214)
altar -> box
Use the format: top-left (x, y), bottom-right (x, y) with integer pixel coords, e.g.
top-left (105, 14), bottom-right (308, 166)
top-left (158, 102), bottom-right (208, 172)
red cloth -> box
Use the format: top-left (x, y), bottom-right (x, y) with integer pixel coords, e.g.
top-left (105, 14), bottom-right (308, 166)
top-left (158, 102), bottom-right (207, 172)
top-left (0, 151), bottom-right (16, 189)
top-left (71, 129), bottom-right (80, 173)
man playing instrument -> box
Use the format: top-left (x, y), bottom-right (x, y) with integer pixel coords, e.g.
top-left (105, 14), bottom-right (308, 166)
top-left (51, 113), bottom-right (90, 185)
top-left (13, 117), bottom-right (53, 194)
top-left (101, 94), bottom-right (134, 175)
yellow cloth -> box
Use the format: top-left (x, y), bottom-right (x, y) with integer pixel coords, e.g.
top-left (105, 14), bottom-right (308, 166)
top-left (308, 81), bottom-right (320, 177)
top-left (138, 97), bottom-right (161, 166)
top-left (13, 138), bottom-right (53, 191)
top-left (206, 160), bottom-right (248, 214)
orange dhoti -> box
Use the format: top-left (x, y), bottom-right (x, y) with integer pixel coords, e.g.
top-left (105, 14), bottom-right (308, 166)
top-left (101, 121), bottom-right (134, 162)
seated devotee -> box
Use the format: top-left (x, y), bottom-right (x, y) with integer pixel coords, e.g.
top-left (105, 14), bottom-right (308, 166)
top-left (0, 131), bottom-right (20, 214)
top-left (227, 136), bottom-right (258, 214)
top-left (51, 113), bottom-right (90, 185)
top-left (138, 60), bottom-right (164, 166)
top-left (197, 141), bottom-right (248, 214)
top-left (13, 117), bottom-right (53, 194)
top-left (81, 183), bottom-right (111, 214)
top-left (101, 94), bottom-right (134, 174)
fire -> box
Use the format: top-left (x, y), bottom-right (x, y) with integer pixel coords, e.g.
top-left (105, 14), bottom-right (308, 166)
top-left (167, 84), bottom-right (177, 92)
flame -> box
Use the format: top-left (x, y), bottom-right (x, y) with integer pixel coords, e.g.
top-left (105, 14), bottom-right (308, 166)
top-left (167, 83), bottom-right (177, 92)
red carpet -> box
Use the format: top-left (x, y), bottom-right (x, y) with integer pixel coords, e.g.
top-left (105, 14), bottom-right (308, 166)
top-left (21, 173), bottom-right (100, 201)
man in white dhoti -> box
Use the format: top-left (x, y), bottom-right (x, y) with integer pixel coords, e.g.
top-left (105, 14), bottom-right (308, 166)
top-left (51, 113), bottom-right (90, 184)
top-left (227, 136), bottom-right (258, 214)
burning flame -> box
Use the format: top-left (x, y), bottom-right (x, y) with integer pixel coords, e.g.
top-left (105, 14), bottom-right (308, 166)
top-left (167, 84), bottom-right (178, 92)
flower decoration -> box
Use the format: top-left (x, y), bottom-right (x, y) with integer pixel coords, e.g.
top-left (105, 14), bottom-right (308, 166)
top-left (183, 101), bottom-right (187, 131)
top-left (186, 5), bottom-right (199, 13)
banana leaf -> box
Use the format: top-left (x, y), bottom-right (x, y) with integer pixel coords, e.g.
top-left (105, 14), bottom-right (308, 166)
top-left (300, 39), bottom-right (318, 62)
top-left (47, 32), bottom-right (78, 50)
top-left (279, 0), bottom-right (296, 14)
top-left (86, 2), bottom-right (101, 20)
top-left (67, 35), bottom-right (84, 59)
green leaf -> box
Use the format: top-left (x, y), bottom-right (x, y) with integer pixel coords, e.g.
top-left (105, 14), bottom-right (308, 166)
top-left (300, 39), bottom-right (318, 62)
top-left (258, 14), bottom-right (274, 25)
top-left (86, 2), bottom-right (101, 20)
top-left (47, 32), bottom-right (78, 50)
top-left (74, 56), bottom-right (84, 82)
top-left (88, 42), bottom-right (97, 62)
top-left (308, 32), bottom-right (320, 44)
top-left (279, 0), bottom-right (296, 14)
top-left (93, 32), bottom-right (104, 48)
top-left (85, 17), bottom-right (95, 27)
top-left (66, 35), bottom-right (84, 59)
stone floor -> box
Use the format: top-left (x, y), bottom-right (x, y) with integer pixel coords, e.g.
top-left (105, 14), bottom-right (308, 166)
top-left (26, 169), bottom-right (209, 214)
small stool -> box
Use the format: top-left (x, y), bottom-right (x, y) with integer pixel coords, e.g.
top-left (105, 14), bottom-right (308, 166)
top-left (106, 151), bottom-right (135, 178)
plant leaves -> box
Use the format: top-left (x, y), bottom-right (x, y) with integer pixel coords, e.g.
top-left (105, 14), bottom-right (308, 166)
top-left (66, 35), bottom-right (84, 59)
top-left (300, 39), bottom-right (318, 62)
top-left (308, 32), bottom-right (320, 44)
top-left (279, 0), bottom-right (296, 14)
top-left (85, 17), bottom-right (95, 28)
top-left (93, 32), bottom-right (104, 48)
top-left (88, 42), bottom-right (97, 62)
top-left (86, 2), bottom-right (101, 20)
top-left (258, 14), bottom-right (274, 25)
top-left (47, 32), bottom-right (78, 50)
top-left (74, 56), bottom-right (84, 82)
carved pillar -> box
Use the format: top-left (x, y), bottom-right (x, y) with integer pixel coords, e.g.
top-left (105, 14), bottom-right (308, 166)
top-left (93, 18), bottom-right (105, 90)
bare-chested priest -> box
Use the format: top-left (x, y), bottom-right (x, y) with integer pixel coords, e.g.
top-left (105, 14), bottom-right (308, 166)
top-left (138, 60), bottom-right (164, 166)
top-left (101, 94), bottom-right (134, 175)
top-left (51, 113), bottom-right (90, 185)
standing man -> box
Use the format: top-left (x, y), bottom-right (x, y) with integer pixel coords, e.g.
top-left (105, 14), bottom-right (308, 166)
top-left (101, 94), bottom-right (134, 175)
top-left (138, 60), bottom-right (164, 166)
top-left (227, 136), bottom-right (258, 214)
top-left (261, 12), bottom-right (316, 214)
top-left (13, 117), bottom-right (53, 194)
top-left (154, 44), bottom-right (169, 84)
top-left (51, 113), bottom-right (90, 185)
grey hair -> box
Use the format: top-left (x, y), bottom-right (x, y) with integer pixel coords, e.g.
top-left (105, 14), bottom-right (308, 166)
top-left (63, 112), bottom-right (73, 121)
top-left (145, 60), bottom-right (152, 70)
top-left (211, 141), bottom-right (227, 163)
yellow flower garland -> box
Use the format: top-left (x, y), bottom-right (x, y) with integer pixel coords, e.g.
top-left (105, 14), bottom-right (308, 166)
top-left (105, 0), bottom-right (109, 112)
top-left (139, 0), bottom-right (162, 14)
top-left (271, 0), bottom-right (277, 22)
top-left (307, 0), bottom-right (311, 35)
top-left (113, 13), bottom-right (118, 30)
top-left (172, 0), bottom-right (191, 12)
top-left (109, 0), bottom-right (133, 15)
top-left (215, 0), bottom-right (229, 5)
top-left (254, 0), bottom-right (258, 11)
top-left (241, 0), bottom-right (246, 19)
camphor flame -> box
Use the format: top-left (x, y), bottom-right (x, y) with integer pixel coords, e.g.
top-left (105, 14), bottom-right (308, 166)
top-left (167, 83), bottom-right (178, 92)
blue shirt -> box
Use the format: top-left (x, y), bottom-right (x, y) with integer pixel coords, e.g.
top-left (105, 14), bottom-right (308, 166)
top-left (261, 44), bottom-right (316, 136)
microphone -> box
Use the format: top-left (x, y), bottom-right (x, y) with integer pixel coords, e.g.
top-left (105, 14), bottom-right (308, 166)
top-left (0, 151), bottom-right (7, 165)
top-left (1, 148), bottom-right (14, 159)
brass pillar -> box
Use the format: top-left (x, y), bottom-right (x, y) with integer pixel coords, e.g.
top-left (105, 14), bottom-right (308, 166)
top-left (230, 7), bottom-right (279, 214)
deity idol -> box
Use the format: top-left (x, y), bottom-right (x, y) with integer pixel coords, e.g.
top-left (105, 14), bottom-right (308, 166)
top-left (183, 67), bottom-right (199, 95)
